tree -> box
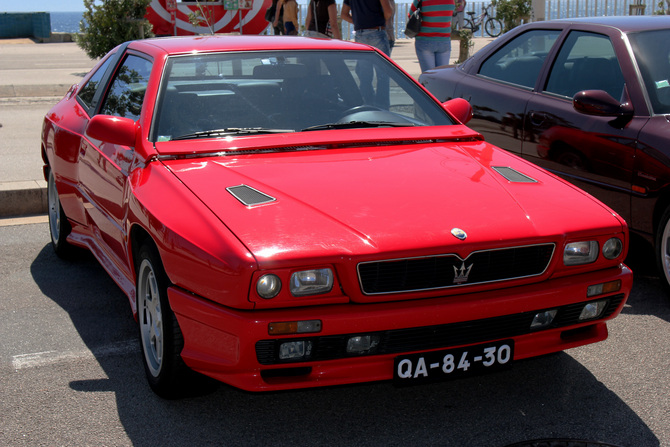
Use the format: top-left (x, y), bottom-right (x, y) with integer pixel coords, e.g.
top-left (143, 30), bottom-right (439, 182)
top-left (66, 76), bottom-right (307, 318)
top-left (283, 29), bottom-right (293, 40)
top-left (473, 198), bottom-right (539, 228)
top-left (656, 0), bottom-right (670, 14)
top-left (492, 0), bottom-right (532, 32)
top-left (78, 0), bottom-right (154, 59)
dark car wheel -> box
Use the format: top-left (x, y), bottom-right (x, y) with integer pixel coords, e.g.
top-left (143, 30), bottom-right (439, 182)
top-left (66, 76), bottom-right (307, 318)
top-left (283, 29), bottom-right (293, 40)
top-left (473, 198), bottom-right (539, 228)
top-left (47, 168), bottom-right (72, 257)
top-left (656, 207), bottom-right (670, 293)
top-left (136, 242), bottom-right (191, 398)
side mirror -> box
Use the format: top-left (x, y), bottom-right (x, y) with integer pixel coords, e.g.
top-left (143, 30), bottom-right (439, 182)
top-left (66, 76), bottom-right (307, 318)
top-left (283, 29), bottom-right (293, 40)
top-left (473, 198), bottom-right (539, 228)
top-left (573, 89), bottom-right (633, 117)
top-left (87, 114), bottom-right (137, 147)
top-left (443, 97), bottom-right (473, 125)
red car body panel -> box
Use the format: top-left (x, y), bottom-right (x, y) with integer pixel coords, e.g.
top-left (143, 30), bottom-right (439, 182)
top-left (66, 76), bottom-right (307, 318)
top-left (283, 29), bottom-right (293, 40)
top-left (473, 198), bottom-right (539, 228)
top-left (41, 35), bottom-right (632, 392)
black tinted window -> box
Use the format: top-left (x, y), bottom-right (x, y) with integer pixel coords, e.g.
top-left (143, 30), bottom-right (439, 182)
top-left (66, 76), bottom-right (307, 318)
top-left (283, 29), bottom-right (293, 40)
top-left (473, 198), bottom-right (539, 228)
top-left (629, 29), bottom-right (670, 114)
top-left (100, 54), bottom-right (152, 121)
top-left (479, 30), bottom-right (560, 89)
top-left (545, 31), bottom-right (624, 100)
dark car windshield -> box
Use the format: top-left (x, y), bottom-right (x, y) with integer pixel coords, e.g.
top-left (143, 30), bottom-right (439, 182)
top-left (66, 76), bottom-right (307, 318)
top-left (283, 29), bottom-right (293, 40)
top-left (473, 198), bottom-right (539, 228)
top-left (628, 29), bottom-right (670, 115)
top-left (151, 50), bottom-right (454, 141)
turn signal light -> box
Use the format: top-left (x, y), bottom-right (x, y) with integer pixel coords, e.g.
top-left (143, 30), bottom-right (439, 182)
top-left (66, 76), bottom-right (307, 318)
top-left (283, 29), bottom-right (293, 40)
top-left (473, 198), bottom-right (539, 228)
top-left (268, 320), bottom-right (322, 335)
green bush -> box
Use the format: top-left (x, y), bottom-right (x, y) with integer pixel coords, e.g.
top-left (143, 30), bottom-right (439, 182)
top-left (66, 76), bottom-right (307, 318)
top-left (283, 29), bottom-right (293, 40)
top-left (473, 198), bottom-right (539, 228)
top-left (78, 0), bottom-right (154, 59)
top-left (656, 0), bottom-right (670, 14)
top-left (492, 0), bottom-right (531, 32)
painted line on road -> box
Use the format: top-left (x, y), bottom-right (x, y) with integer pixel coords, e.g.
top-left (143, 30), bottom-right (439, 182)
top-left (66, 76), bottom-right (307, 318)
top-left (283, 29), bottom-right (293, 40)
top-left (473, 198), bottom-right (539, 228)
top-left (12, 340), bottom-right (138, 370)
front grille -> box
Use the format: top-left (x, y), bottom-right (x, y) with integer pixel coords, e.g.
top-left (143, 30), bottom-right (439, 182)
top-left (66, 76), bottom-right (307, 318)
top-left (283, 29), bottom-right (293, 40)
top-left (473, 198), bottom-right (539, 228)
top-left (255, 294), bottom-right (625, 365)
top-left (358, 244), bottom-right (555, 295)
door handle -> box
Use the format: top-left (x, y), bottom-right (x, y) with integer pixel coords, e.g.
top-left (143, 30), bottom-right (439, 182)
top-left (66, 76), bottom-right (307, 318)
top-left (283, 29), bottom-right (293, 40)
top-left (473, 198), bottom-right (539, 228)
top-left (529, 111), bottom-right (547, 126)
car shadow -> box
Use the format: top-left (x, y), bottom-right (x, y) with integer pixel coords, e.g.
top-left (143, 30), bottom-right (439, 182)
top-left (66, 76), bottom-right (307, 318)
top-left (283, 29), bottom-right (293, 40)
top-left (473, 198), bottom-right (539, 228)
top-left (30, 244), bottom-right (660, 447)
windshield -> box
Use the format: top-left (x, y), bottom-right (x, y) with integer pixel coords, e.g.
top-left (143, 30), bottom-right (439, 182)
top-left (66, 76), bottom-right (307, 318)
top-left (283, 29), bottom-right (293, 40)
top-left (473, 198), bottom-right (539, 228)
top-left (628, 29), bottom-right (670, 115)
top-left (151, 50), bottom-right (454, 141)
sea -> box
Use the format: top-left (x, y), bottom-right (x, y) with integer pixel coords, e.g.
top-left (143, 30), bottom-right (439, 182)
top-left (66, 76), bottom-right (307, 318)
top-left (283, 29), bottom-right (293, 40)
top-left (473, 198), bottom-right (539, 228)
top-left (50, 11), bottom-right (84, 33)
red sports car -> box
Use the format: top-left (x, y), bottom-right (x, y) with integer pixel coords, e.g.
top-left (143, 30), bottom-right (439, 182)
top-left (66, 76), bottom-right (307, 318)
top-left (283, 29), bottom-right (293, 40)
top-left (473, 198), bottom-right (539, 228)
top-left (42, 35), bottom-right (632, 398)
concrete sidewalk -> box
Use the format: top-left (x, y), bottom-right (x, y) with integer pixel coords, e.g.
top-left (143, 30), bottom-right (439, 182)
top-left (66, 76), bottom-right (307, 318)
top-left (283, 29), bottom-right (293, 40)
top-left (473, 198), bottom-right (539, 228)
top-left (0, 36), bottom-right (493, 218)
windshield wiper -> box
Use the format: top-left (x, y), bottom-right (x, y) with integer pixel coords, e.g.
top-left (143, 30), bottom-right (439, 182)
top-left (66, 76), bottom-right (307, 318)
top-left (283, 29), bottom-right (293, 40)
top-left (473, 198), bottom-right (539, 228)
top-left (171, 127), bottom-right (295, 141)
top-left (301, 121), bottom-right (416, 132)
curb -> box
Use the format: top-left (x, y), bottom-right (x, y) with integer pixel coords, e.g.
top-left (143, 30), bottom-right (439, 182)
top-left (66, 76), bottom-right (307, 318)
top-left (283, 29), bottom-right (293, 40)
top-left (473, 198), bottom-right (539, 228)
top-left (0, 181), bottom-right (48, 218)
top-left (0, 84), bottom-right (72, 98)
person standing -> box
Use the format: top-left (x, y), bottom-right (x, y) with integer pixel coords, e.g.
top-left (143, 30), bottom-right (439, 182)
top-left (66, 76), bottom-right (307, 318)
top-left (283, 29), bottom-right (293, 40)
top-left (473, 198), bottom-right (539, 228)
top-left (410, 0), bottom-right (455, 72)
top-left (274, 0), bottom-right (299, 35)
top-left (341, 0), bottom-right (394, 56)
top-left (304, 0), bottom-right (342, 39)
top-left (386, 0), bottom-right (396, 53)
top-left (453, 0), bottom-right (466, 30)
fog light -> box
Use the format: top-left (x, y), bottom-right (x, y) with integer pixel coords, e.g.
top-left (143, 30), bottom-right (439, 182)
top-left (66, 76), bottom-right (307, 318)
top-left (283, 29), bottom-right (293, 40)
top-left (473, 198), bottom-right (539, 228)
top-left (530, 309), bottom-right (558, 329)
top-left (587, 280), bottom-right (621, 297)
top-left (279, 340), bottom-right (312, 360)
top-left (579, 300), bottom-right (608, 321)
top-left (346, 335), bottom-right (380, 354)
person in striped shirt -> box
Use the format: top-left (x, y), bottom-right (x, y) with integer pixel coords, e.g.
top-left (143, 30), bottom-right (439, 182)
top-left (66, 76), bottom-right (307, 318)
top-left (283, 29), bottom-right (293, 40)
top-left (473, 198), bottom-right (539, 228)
top-left (409, 0), bottom-right (455, 72)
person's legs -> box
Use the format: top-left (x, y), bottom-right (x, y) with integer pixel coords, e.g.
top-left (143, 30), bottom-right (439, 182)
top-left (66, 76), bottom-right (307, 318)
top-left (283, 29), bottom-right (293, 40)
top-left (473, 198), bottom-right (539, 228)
top-left (355, 29), bottom-right (391, 56)
top-left (414, 39), bottom-right (435, 72)
top-left (415, 39), bottom-right (452, 72)
top-left (434, 40), bottom-right (452, 67)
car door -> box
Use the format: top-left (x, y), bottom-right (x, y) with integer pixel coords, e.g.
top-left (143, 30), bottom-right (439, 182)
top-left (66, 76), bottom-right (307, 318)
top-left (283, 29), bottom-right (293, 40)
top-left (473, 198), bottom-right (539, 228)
top-left (78, 51), bottom-right (152, 273)
top-left (455, 29), bottom-right (562, 154)
top-left (523, 28), bottom-right (648, 225)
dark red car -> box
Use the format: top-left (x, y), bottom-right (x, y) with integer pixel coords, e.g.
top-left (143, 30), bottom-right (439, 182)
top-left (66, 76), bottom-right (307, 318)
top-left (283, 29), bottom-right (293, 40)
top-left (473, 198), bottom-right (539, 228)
top-left (420, 16), bottom-right (670, 290)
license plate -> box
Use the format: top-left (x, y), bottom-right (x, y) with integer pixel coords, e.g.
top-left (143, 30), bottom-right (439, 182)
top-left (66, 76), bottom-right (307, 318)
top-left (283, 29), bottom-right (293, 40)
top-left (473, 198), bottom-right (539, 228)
top-left (393, 340), bottom-right (514, 385)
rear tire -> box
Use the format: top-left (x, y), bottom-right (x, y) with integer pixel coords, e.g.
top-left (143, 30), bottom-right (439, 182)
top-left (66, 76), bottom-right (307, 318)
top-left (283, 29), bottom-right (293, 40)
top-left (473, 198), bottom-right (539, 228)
top-left (136, 242), bottom-right (191, 398)
top-left (47, 168), bottom-right (73, 257)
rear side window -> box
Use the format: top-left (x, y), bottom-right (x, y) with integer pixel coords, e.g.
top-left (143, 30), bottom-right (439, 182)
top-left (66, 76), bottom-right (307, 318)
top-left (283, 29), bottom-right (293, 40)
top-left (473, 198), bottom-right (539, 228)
top-left (100, 54), bottom-right (152, 121)
top-left (545, 31), bottom-right (625, 100)
top-left (479, 30), bottom-right (561, 89)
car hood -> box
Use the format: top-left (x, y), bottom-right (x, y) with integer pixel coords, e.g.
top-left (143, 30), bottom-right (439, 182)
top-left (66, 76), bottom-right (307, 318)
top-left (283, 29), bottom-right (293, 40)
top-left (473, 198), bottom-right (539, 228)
top-left (162, 138), bottom-right (623, 266)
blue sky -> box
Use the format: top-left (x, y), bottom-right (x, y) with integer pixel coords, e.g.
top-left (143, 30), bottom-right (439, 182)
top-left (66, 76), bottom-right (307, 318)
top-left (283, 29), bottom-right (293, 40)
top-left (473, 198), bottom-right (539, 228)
top-left (1, 0), bottom-right (86, 12)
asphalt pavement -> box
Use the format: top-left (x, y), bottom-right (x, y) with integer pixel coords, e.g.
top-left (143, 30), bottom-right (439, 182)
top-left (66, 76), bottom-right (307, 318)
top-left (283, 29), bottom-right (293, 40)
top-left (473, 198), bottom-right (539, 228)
top-left (0, 35), bottom-right (493, 218)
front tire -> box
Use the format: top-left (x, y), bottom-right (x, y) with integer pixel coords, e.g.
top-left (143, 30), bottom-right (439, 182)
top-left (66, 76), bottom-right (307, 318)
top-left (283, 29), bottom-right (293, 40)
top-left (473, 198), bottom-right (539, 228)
top-left (656, 207), bottom-right (670, 293)
top-left (136, 242), bottom-right (190, 398)
top-left (47, 168), bottom-right (72, 257)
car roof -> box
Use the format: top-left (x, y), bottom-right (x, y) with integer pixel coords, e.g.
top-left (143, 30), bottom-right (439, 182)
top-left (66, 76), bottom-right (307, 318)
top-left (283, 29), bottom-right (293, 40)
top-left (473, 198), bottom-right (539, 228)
top-left (546, 15), bottom-right (670, 33)
top-left (128, 35), bottom-right (372, 56)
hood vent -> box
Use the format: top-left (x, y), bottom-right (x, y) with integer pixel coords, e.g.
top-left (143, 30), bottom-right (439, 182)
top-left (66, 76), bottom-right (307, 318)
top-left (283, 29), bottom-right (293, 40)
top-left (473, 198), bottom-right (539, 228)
top-left (227, 185), bottom-right (276, 207)
top-left (493, 166), bottom-right (537, 183)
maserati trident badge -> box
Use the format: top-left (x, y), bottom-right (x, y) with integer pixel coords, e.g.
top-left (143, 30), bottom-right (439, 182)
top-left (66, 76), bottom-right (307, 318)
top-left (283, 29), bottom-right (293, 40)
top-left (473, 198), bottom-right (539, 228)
top-left (451, 228), bottom-right (467, 240)
top-left (453, 262), bottom-right (473, 284)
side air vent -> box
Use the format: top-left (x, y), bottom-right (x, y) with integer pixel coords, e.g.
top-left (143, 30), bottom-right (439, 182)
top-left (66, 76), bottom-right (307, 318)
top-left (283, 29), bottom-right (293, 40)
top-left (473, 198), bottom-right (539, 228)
top-left (492, 166), bottom-right (537, 183)
top-left (227, 185), bottom-right (276, 207)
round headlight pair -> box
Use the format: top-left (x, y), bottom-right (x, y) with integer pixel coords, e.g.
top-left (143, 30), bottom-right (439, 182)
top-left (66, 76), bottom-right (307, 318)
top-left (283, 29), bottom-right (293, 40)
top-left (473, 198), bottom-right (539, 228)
top-left (257, 274), bottom-right (282, 299)
top-left (602, 237), bottom-right (623, 260)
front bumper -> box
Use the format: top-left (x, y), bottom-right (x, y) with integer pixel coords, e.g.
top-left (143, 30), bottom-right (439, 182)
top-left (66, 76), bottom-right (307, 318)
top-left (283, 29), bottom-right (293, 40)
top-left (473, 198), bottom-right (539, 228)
top-left (168, 264), bottom-right (632, 392)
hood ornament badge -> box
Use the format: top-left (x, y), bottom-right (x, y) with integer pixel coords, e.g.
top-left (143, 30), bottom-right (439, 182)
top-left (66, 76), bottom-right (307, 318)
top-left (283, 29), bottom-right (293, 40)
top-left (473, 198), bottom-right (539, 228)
top-left (451, 228), bottom-right (467, 241)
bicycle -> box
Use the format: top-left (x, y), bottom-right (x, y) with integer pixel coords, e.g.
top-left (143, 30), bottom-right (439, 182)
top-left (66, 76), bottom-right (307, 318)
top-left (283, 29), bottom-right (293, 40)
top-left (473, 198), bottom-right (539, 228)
top-left (463, 3), bottom-right (502, 38)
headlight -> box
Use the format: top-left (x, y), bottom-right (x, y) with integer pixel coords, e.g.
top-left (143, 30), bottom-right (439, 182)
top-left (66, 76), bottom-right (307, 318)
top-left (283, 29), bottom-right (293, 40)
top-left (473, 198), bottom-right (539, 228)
top-left (564, 241), bottom-right (599, 265)
top-left (290, 268), bottom-right (334, 296)
top-left (602, 237), bottom-right (623, 260)
top-left (257, 274), bottom-right (282, 299)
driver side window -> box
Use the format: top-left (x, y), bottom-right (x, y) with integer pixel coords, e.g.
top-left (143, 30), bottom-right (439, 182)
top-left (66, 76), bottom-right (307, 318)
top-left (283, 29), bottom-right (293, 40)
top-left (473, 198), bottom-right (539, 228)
top-left (544, 31), bottom-right (625, 100)
top-left (100, 54), bottom-right (152, 121)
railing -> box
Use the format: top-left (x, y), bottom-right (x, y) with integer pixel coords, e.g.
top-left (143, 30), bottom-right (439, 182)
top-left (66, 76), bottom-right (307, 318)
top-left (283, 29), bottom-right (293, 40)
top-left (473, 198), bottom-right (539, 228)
top-left (265, 0), bottom-right (661, 40)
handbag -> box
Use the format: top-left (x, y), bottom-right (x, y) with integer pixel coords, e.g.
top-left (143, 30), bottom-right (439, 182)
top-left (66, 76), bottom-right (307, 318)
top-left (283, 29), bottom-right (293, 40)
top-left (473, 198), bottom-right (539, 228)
top-left (404, 1), bottom-right (422, 38)
top-left (265, 4), bottom-right (276, 22)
